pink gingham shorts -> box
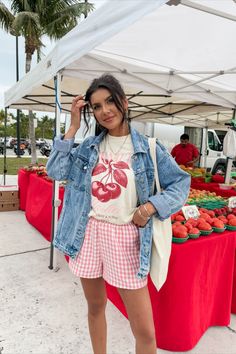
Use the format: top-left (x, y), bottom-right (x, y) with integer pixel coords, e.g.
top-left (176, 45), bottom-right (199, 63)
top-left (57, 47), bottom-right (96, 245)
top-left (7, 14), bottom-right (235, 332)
top-left (69, 217), bottom-right (147, 289)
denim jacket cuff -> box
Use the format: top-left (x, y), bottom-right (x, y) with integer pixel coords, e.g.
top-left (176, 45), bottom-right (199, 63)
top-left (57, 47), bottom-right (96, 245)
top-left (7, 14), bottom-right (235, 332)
top-left (148, 195), bottom-right (171, 220)
top-left (53, 134), bottom-right (75, 153)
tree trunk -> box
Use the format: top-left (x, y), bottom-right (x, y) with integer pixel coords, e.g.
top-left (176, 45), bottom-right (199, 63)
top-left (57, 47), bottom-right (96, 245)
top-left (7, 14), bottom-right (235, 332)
top-left (25, 51), bottom-right (37, 164)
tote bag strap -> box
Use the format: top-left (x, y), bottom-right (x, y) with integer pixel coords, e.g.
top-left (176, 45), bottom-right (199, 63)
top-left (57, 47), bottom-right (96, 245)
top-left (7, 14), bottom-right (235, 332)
top-left (148, 138), bottom-right (161, 193)
top-left (148, 137), bottom-right (172, 291)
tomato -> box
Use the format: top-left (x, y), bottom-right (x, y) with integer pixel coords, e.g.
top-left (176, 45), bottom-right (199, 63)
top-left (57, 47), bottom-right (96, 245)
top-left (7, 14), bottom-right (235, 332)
top-left (197, 217), bottom-right (208, 224)
top-left (184, 223), bottom-right (193, 232)
top-left (212, 220), bottom-right (225, 229)
top-left (228, 219), bottom-right (236, 226)
top-left (198, 222), bottom-right (212, 231)
top-left (206, 217), bottom-right (214, 225)
top-left (186, 218), bottom-right (198, 227)
top-left (207, 210), bottom-right (215, 218)
top-left (175, 215), bottom-right (185, 222)
top-left (172, 221), bottom-right (182, 228)
top-left (218, 216), bottom-right (227, 224)
top-left (189, 227), bottom-right (200, 235)
top-left (173, 228), bottom-right (188, 238)
top-left (199, 208), bottom-right (208, 214)
top-left (200, 213), bottom-right (211, 220)
top-left (227, 214), bottom-right (236, 220)
top-left (177, 225), bottom-right (188, 233)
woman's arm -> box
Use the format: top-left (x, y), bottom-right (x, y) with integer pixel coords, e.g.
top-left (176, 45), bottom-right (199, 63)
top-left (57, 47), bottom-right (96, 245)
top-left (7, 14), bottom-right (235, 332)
top-left (46, 95), bottom-right (87, 181)
top-left (148, 142), bottom-right (191, 220)
top-left (46, 136), bottom-right (77, 181)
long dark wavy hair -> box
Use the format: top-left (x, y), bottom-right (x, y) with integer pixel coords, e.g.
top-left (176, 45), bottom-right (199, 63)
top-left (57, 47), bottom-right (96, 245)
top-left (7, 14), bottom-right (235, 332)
top-left (83, 74), bottom-right (128, 135)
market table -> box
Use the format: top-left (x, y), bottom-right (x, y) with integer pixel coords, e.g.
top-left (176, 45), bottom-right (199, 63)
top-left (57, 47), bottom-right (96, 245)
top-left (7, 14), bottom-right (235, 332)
top-left (233, 249), bottom-right (236, 314)
top-left (19, 171), bottom-right (236, 351)
top-left (25, 173), bottom-right (64, 242)
top-left (191, 180), bottom-right (236, 198)
top-left (106, 231), bottom-right (236, 351)
top-left (18, 169), bottom-right (31, 210)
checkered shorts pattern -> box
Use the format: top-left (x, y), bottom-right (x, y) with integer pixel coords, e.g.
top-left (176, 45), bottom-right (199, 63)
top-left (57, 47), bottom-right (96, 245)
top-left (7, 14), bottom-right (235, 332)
top-left (69, 217), bottom-right (147, 289)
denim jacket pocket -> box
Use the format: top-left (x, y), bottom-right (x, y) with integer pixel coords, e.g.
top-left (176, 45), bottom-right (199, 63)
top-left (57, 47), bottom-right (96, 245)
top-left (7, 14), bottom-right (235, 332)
top-left (70, 158), bottom-right (89, 189)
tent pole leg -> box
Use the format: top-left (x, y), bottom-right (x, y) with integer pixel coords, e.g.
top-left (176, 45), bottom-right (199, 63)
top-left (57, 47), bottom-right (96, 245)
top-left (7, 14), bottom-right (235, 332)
top-left (225, 158), bottom-right (233, 184)
top-left (48, 180), bottom-right (56, 270)
top-left (3, 107), bottom-right (8, 185)
top-left (49, 73), bottom-right (62, 270)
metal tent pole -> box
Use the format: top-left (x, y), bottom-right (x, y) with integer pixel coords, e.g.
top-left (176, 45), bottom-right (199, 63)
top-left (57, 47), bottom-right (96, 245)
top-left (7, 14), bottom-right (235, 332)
top-left (225, 158), bottom-right (233, 184)
top-left (16, 35), bottom-right (21, 158)
top-left (49, 72), bottom-right (62, 270)
top-left (225, 109), bottom-right (236, 184)
top-left (202, 125), bottom-right (208, 169)
top-left (3, 107), bottom-right (8, 185)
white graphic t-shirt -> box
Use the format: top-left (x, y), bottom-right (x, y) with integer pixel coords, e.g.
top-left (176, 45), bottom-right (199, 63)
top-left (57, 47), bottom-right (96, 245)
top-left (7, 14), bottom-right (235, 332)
top-left (89, 134), bottom-right (138, 224)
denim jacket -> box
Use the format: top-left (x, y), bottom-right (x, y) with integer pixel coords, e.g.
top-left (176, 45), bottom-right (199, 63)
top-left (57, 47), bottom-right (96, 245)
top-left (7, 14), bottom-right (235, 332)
top-left (46, 127), bottom-right (190, 279)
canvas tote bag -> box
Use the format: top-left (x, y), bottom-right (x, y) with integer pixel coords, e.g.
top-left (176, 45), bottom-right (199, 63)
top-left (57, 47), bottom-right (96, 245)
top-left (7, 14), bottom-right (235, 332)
top-left (148, 138), bottom-right (172, 291)
top-left (223, 128), bottom-right (236, 158)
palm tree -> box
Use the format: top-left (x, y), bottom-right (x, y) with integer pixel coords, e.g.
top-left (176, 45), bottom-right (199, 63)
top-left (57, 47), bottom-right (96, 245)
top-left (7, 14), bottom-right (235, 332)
top-left (0, 0), bottom-right (93, 163)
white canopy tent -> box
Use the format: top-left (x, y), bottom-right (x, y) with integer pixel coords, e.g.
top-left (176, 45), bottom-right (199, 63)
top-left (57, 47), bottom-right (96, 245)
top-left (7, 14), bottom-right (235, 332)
top-left (4, 0), bottom-right (236, 267)
top-left (4, 0), bottom-right (236, 128)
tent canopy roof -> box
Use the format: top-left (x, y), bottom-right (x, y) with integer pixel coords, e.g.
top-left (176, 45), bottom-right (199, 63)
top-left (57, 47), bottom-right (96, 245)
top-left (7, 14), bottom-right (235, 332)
top-left (4, 0), bottom-right (236, 128)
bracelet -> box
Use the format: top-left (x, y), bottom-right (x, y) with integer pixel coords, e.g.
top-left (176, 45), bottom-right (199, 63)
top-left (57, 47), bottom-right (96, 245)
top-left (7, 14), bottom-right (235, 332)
top-left (138, 208), bottom-right (150, 220)
top-left (142, 204), bottom-right (151, 218)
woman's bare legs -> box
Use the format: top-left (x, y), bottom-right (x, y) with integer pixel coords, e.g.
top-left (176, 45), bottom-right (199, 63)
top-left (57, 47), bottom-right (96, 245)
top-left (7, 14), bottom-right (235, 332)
top-left (118, 285), bottom-right (156, 354)
top-left (80, 277), bottom-right (107, 354)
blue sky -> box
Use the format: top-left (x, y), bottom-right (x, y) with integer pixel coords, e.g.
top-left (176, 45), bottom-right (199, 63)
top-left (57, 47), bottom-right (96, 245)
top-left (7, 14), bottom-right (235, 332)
top-left (0, 0), bottom-right (106, 110)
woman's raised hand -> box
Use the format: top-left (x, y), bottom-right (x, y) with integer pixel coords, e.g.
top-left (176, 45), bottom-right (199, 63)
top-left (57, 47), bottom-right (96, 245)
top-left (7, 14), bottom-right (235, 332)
top-left (71, 95), bottom-right (88, 131)
top-left (65, 96), bottom-right (88, 139)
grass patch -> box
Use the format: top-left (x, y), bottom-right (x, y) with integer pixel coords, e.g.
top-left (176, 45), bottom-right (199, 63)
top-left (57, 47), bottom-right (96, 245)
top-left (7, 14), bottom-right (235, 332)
top-left (0, 157), bottom-right (48, 175)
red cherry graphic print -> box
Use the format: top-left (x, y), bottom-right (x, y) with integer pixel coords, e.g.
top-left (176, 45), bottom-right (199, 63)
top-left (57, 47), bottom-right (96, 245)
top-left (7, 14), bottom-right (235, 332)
top-left (96, 184), bottom-right (112, 202)
top-left (106, 183), bottom-right (121, 199)
top-left (92, 181), bottom-right (104, 197)
top-left (92, 158), bottom-right (129, 202)
top-left (92, 163), bottom-right (106, 176)
top-left (113, 161), bottom-right (129, 169)
top-left (113, 169), bottom-right (128, 188)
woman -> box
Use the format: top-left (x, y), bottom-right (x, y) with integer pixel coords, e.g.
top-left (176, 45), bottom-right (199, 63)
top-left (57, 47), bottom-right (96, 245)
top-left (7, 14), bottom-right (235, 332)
top-left (46, 74), bottom-right (190, 354)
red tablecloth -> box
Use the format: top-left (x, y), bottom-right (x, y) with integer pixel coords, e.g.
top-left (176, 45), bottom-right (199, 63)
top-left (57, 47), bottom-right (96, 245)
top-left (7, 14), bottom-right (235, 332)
top-left (19, 171), bottom-right (236, 351)
top-left (25, 173), bottom-right (64, 242)
top-left (106, 231), bottom-right (236, 351)
top-left (18, 169), bottom-right (31, 210)
top-left (232, 249), bottom-right (236, 314)
top-left (191, 180), bottom-right (236, 198)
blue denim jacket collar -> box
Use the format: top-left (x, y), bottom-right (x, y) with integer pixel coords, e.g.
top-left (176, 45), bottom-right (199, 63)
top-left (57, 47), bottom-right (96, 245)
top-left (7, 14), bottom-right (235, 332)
top-left (89, 126), bottom-right (148, 154)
